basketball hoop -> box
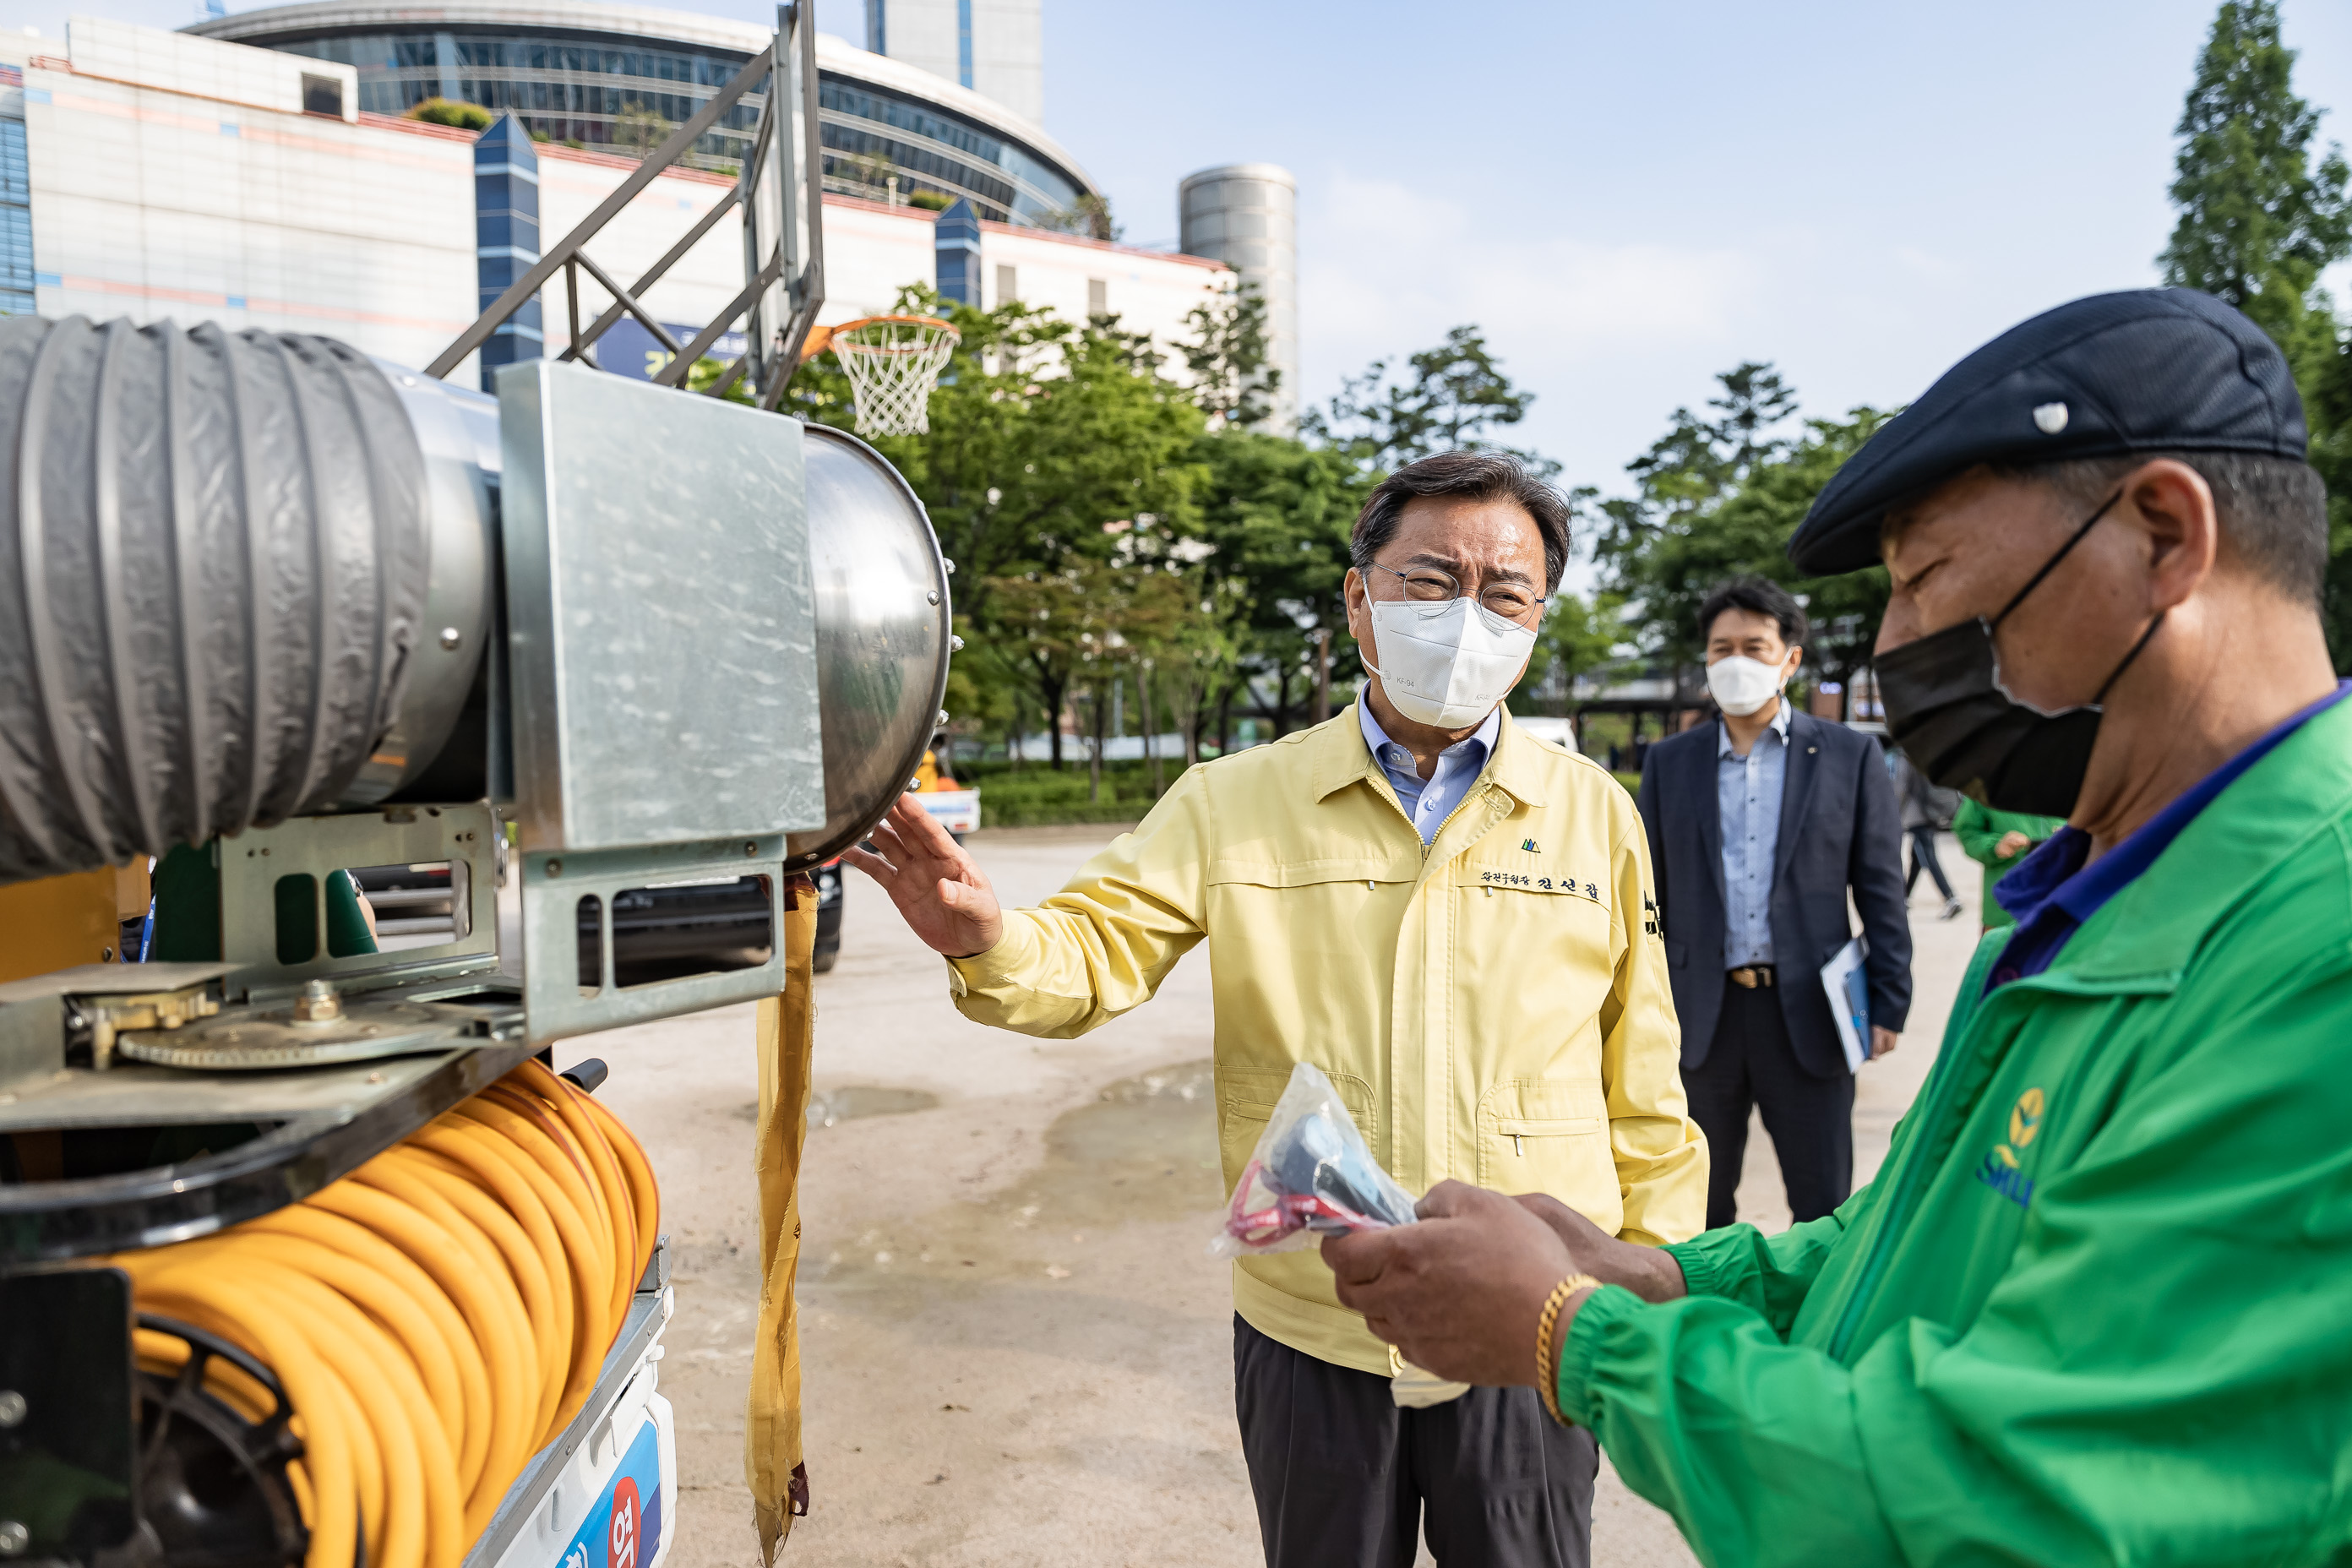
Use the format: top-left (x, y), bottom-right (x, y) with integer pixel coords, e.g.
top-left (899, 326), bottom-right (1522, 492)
top-left (814, 313), bottom-right (961, 437)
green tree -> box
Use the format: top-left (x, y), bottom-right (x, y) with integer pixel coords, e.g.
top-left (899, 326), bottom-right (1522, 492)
top-left (1511, 590), bottom-right (1626, 718)
top-left (684, 356), bottom-right (754, 406)
top-left (1034, 194), bottom-right (1119, 242)
top-left (1594, 363), bottom-right (1893, 688)
top-left (2159, 0), bottom-right (2351, 391)
top-left (1141, 575), bottom-right (1243, 765)
top-left (613, 103), bottom-right (672, 158)
top-left (1304, 325), bottom-right (1555, 477)
top-left (407, 98), bottom-right (493, 132)
top-left (1181, 283), bottom-right (1282, 429)
top-left (1190, 431), bottom-right (1375, 741)
top-left (788, 284), bottom-right (1207, 765)
top-left (2159, 2), bottom-right (2352, 669)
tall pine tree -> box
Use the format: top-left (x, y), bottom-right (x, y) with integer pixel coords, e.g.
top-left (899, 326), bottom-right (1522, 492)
top-left (2162, 0), bottom-right (2352, 667)
top-left (2160, 0), bottom-right (2350, 386)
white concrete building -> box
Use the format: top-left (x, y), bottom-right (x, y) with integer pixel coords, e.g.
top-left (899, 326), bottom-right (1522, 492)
top-left (0, 17), bottom-right (1230, 389)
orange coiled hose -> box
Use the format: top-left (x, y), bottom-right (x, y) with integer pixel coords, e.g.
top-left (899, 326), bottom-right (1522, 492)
top-left (111, 1059), bottom-right (661, 1568)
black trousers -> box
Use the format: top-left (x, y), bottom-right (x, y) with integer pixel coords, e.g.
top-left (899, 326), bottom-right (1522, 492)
top-left (1905, 825), bottom-right (1955, 899)
top-left (1684, 976), bottom-right (1854, 1229)
top-left (1233, 1315), bottom-right (1596, 1568)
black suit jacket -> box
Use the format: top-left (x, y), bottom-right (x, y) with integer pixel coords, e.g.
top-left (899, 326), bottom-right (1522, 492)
top-left (1636, 709), bottom-right (1913, 1080)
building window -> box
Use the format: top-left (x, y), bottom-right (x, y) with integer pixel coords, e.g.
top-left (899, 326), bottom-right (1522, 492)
top-left (956, 0), bottom-right (973, 90)
top-left (0, 117), bottom-right (32, 317)
top-left (994, 264), bottom-right (1016, 307)
top-left (1086, 278), bottom-right (1107, 318)
top-left (301, 73), bottom-right (345, 117)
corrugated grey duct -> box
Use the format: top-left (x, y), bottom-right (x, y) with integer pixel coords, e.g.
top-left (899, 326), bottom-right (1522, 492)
top-left (0, 316), bottom-right (432, 885)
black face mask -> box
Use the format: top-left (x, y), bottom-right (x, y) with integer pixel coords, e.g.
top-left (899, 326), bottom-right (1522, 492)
top-left (1876, 491), bottom-right (2165, 819)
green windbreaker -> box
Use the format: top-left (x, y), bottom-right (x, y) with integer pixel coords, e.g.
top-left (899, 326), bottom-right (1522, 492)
top-left (1558, 696), bottom-right (2352, 1565)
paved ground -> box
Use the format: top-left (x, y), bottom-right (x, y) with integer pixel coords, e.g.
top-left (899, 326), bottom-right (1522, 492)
top-left (591, 823), bottom-right (1990, 1567)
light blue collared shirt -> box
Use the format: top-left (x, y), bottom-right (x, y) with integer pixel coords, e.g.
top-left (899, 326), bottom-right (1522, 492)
top-left (1718, 700), bottom-right (1792, 968)
top-left (1359, 702), bottom-right (1500, 846)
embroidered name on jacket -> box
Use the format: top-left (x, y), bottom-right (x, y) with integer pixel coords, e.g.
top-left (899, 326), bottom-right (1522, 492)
top-left (1476, 868), bottom-right (1605, 903)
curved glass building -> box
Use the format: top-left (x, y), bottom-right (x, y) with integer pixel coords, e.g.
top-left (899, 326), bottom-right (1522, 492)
top-left (187, 0), bottom-right (1099, 224)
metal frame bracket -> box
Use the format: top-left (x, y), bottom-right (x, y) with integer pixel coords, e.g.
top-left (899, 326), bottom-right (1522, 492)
top-left (520, 837), bottom-right (788, 1046)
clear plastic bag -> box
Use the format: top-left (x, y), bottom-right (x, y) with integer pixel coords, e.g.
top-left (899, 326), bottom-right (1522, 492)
top-left (1211, 1062), bottom-right (1419, 1259)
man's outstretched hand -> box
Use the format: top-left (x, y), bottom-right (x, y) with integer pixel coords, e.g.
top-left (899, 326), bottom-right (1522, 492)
top-left (840, 794), bottom-right (1004, 958)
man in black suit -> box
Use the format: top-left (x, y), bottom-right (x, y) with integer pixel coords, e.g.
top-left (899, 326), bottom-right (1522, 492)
top-left (1637, 577), bottom-right (1913, 1228)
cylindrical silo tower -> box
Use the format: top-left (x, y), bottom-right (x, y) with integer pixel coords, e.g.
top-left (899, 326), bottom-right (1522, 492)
top-left (1179, 162), bottom-right (1298, 430)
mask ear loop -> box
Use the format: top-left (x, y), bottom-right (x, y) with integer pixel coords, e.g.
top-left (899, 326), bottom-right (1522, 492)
top-left (1990, 488), bottom-right (2124, 629)
top-left (1984, 486), bottom-right (2164, 707)
top-left (2092, 610), bottom-right (2166, 704)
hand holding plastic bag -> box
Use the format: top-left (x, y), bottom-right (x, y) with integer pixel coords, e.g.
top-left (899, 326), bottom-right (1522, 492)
top-left (1211, 1062), bottom-right (1418, 1257)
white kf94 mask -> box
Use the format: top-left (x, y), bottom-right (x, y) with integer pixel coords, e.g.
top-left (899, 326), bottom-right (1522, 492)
top-left (1362, 596), bottom-right (1538, 730)
top-left (1706, 654), bottom-right (1788, 717)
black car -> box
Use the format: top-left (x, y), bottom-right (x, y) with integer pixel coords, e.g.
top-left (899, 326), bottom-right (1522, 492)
top-left (580, 875), bottom-right (776, 988)
top-left (574, 863), bottom-right (842, 983)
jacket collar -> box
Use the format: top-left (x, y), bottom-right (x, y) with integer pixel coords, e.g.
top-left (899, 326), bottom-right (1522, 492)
top-left (2020, 694), bottom-right (2352, 992)
top-left (1313, 703), bottom-right (1549, 810)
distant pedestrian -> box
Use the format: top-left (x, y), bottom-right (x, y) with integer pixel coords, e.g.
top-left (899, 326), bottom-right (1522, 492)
top-left (1893, 751), bottom-right (1965, 920)
top-left (1951, 798), bottom-right (2066, 932)
top-left (1637, 576), bottom-right (1913, 1230)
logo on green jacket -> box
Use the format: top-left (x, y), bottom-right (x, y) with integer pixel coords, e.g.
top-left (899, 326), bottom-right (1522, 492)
top-left (1976, 1086), bottom-right (2043, 1209)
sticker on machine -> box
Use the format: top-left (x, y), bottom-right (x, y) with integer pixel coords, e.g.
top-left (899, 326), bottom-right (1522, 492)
top-left (563, 1418), bottom-right (665, 1568)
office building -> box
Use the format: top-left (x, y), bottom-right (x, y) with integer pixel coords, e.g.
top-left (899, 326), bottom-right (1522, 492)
top-left (192, 0), bottom-right (1081, 225)
top-left (861, 0), bottom-right (1041, 127)
top-left (1, 17), bottom-right (1225, 388)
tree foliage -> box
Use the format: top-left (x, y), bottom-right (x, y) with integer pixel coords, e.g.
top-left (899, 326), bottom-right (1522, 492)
top-left (1304, 325), bottom-right (1556, 477)
top-left (1511, 590), bottom-right (1627, 717)
top-left (2162, 0), bottom-right (2352, 668)
top-left (787, 284), bottom-right (1207, 764)
top-left (780, 286), bottom-right (1570, 766)
top-left (407, 98), bottom-right (493, 131)
top-left (1592, 364), bottom-right (1893, 683)
top-left (1190, 432), bottom-right (1377, 738)
top-left (2159, 0), bottom-right (2352, 389)
top-left (1181, 284), bottom-right (1282, 429)
top-left (1033, 194), bottom-right (1119, 242)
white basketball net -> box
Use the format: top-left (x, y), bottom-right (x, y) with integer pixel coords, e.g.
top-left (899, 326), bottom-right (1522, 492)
top-left (829, 315), bottom-right (961, 437)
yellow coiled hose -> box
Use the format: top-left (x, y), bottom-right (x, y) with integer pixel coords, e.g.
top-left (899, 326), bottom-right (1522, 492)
top-left (110, 1059), bottom-right (660, 1568)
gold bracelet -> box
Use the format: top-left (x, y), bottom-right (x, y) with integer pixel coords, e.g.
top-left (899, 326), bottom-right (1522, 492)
top-left (1536, 1273), bottom-right (1603, 1425)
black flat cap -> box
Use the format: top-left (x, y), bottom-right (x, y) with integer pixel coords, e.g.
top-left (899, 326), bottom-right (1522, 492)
top-left (1788, 287), bottom-right (2307, 574)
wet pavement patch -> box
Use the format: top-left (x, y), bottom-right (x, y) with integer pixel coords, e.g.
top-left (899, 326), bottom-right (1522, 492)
top-left (806, 1059), bottom-right (1222, 1293)
top-left (808, 1085), bottom-right (942, 1126)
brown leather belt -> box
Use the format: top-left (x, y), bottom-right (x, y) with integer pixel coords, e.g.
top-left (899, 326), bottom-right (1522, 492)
top-left (1728, 965), bottom-right (1777, 988)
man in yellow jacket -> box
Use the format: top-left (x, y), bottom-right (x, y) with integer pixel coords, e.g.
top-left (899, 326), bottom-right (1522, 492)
top-left (847, 451), bottom-right (1707, 1568)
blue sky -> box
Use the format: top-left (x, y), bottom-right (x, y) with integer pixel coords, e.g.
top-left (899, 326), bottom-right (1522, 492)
top-left (1025, 1), bottom-right (2352, 502)
top-left (11, 0), bottom-right (2351, 512)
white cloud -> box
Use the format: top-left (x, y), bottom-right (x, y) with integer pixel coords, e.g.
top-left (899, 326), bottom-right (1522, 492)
top-left (1298, 172), bottom-right (1764, 394)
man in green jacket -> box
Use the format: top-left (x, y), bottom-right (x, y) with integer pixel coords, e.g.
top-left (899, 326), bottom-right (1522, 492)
top-left (1317, 288), bottom-right (2352, 1565)
top-left (1951, 797), bottom-right (2066, 931)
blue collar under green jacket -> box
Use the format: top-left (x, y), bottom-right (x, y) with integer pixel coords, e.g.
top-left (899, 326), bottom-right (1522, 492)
top-left (1554, 694), bottom-right (2352, 1566)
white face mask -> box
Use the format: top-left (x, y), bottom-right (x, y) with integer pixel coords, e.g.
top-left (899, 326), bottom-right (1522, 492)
top-left (1362, 596), bottom-right (1538, 730)
top-left (1706, 653), bottom-right (1790, 717)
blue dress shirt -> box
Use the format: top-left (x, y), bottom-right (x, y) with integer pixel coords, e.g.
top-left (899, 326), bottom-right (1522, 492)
top-left (1718, 701), bottom-right (1792, 968)
top-left (1359, 702), bottom-right (1500, 846)
top-left (1989, 679), bottom-right (2352, 988)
